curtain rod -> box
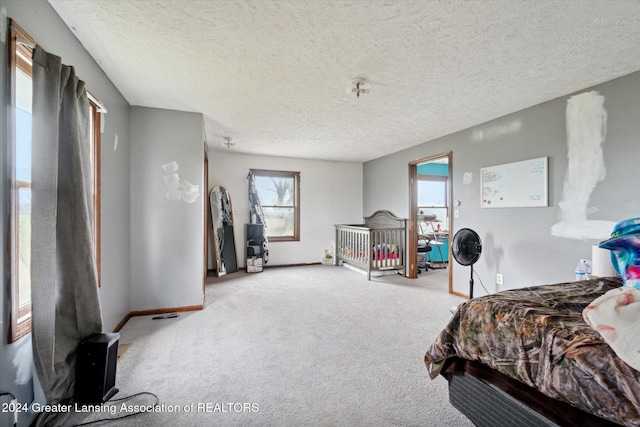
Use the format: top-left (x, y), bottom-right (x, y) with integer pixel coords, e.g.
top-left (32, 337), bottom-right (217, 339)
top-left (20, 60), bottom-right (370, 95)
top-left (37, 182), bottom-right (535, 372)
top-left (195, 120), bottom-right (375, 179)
top-left (16, 36), bottom-right (35, 49)
top-left (87, 92), bottom-right (108, 114)
top-left (15, 31), bottom-right (108, 114)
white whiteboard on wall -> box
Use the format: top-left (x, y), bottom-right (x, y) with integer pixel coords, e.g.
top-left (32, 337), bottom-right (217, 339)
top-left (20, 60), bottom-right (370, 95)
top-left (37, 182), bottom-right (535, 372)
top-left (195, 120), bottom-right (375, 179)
top-left (481, 157), bottom-right (548, 208)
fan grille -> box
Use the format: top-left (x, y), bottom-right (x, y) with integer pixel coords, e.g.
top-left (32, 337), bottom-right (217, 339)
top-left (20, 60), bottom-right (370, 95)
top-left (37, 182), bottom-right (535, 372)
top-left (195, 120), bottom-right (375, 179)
top-left (452, 228), bottom-right (482, 266)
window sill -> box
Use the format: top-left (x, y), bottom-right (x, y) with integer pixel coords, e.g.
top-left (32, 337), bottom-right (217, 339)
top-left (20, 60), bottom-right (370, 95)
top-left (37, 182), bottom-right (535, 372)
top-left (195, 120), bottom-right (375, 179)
top-left (266, 236), bottom-right (300, 242)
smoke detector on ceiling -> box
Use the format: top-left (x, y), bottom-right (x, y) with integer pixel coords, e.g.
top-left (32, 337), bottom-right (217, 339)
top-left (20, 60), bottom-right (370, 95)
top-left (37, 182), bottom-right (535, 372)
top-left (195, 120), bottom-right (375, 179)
top-left (346, 78), bottom-right (369, 98)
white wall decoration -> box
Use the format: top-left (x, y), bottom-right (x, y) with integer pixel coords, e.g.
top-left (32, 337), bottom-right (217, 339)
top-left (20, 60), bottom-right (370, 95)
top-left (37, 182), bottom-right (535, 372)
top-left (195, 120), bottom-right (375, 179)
top-left (551, 91), bottom-right (615, 240)
top-left (462, 172), bottom-right (473, 185)
top-left (162, 160), bottom-right (200, 203)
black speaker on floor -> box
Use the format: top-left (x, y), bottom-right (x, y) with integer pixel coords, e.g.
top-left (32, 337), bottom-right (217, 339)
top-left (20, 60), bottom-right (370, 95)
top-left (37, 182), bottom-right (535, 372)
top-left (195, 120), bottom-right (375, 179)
top-left (75, 333), bottom-right (120, 404)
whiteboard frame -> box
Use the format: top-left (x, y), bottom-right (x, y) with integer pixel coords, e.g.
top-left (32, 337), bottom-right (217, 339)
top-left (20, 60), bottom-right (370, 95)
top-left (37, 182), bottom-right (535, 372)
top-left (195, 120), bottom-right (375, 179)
top-left (480, 156), bottom-right (548, 208)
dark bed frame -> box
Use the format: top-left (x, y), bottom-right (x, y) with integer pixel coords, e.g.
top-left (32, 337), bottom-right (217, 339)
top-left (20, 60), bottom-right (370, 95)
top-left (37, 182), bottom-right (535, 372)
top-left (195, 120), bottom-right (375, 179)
top-left (443, 358), bottom-right (621, 427)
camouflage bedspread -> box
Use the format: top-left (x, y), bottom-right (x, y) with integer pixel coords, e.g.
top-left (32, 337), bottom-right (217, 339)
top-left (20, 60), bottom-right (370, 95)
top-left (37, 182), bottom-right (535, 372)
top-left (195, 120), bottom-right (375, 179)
top-left (424, 277), bottom-right (640, 426)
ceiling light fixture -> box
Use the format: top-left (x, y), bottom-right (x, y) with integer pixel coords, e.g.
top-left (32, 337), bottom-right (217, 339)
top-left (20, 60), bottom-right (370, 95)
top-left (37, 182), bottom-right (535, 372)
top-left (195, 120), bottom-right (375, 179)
top-left (222, 137), bottom-right (235, 148)
top-left (346, 77), bottom-right (369, 98)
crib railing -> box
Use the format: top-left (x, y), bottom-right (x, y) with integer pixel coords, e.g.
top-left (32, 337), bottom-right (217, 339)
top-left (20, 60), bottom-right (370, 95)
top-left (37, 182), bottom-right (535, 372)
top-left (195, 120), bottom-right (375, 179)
top-left (371, 228), bottom-right (405, 270)
top-left (335, 224), bottom-right (405, 280)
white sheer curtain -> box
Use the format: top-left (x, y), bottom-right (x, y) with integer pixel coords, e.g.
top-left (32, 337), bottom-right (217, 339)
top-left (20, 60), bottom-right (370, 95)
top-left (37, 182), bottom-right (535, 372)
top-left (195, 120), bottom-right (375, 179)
top-left (30, 45), bottom-right (103, 426)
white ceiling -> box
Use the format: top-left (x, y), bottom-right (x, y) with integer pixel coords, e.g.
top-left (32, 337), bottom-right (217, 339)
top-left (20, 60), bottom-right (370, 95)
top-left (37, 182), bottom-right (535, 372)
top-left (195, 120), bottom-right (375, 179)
top-left (48, 0), bottom-right (640, 163)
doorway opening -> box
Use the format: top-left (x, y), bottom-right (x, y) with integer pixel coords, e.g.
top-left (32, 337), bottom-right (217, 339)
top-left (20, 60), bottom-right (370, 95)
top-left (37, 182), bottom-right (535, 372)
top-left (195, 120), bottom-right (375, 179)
top-left (408, 152), bottom-right (453, 293)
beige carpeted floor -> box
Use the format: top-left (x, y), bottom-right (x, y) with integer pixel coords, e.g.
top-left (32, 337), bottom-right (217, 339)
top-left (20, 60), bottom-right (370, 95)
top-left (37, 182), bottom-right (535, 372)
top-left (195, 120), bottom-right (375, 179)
top-left (72, 265), bottom-right (472, 426)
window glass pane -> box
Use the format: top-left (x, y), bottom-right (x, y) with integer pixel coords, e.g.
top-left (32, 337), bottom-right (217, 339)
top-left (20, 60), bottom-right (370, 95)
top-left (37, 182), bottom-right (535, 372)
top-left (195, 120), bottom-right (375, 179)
top-left (418, 180), bottom-right (445, 207)
top-left (262, 207), bottom-right (294, 237)
top-left (16, 66), bottom-right (32, 313)
top-left (16, 69), bottom-right (32, 182)
top-left (18, 188), bottom-right (31, 308)
top-left (255, 176), bottom-right (294, 206)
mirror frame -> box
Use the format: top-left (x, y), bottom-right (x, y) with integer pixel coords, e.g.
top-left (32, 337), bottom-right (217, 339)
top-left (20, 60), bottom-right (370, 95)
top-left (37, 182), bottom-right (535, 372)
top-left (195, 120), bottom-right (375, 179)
top-left (210, 186), bottom-right (238, 276)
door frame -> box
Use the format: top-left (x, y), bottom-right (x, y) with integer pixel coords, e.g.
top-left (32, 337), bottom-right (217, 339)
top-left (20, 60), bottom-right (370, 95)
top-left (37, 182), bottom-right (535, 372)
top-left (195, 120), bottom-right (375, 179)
top-left (203, 143), bottom-right (209, 293)
top-left (407, 152), bottom-right (453, 294)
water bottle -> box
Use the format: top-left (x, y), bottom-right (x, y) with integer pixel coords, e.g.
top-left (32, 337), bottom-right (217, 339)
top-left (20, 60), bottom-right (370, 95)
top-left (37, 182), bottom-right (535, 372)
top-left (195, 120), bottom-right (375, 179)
top-left (575, 262), bottom-right (587, 281)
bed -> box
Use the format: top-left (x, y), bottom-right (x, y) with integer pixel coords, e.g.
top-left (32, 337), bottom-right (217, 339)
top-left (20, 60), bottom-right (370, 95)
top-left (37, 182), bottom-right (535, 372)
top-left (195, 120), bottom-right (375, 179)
top-left (424, 277), bottom-right (640, 426)
top-left (335, 210), bottom-right (406, 280)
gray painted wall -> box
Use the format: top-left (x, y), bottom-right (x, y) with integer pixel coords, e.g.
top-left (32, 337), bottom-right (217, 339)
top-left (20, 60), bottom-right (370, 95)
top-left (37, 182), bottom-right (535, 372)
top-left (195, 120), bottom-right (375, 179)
top-left (364, 71), bottom-right (640, 296)
top-left (208, 151), bottom-right (363, 268)
top-left (0, 1), bottom-right (131, 425)
top-left (130, 107), bottom-right (204, 311)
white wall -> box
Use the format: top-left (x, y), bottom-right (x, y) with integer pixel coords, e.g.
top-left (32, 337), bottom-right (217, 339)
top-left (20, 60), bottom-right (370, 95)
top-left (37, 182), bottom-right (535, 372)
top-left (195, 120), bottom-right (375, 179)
top-left (208, 151), bottom-right (363, 268)
top-left (130, 107), bottom-right (204, 311)
top-left (364, 71), bottom-right (640, 296)
top-left (0, 1), bottom-right (131, 425)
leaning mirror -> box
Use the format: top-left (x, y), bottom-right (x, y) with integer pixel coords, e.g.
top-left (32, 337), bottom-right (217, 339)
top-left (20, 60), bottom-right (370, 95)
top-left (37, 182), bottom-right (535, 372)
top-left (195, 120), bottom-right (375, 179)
top-left (210, 186), bottom-right (238, 276)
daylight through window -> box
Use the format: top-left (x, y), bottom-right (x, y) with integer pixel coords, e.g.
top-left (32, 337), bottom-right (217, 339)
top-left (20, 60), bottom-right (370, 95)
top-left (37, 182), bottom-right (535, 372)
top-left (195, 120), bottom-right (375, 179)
top-left (251, 169), bottom-right (300, 241)
top-left (418, 176), bottom-right (449, 231)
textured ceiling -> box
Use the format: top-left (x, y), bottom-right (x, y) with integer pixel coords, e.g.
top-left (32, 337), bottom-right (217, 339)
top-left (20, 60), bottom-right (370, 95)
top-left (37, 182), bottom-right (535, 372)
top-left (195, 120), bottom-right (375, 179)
top-left (48, 0), bottom-right (640, 162)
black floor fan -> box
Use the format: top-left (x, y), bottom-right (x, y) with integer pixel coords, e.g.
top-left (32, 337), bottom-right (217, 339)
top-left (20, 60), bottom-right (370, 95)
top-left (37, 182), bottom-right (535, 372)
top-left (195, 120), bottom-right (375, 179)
top-left (451, 228), bottom-right (482, 299)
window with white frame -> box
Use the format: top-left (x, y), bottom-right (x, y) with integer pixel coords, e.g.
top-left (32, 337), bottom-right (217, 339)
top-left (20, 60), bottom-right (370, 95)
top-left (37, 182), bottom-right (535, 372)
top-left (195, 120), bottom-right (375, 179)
top-left (417, 175), bottom-right (448, 231)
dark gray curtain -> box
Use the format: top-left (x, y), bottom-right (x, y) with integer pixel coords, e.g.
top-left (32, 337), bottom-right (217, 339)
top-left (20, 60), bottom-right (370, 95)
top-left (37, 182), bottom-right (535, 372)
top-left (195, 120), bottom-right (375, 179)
top-left (30, 46), bottom-right (102, 426)
top-left (247, 171), bottom-right (269, 263)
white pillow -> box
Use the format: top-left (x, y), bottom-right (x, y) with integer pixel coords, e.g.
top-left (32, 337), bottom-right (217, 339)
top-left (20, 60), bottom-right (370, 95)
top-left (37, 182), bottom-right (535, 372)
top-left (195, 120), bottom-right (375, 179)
top-left (583, 286), bottom-right (640, 372)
